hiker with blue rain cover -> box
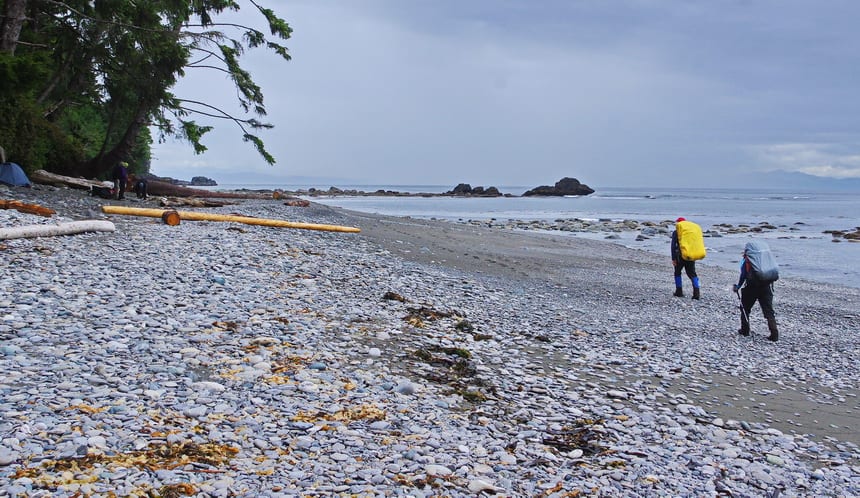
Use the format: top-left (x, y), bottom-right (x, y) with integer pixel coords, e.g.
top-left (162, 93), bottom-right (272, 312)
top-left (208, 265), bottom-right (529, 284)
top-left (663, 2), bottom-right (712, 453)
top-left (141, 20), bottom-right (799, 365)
top-left (733, 240), bottom-right (780, 341)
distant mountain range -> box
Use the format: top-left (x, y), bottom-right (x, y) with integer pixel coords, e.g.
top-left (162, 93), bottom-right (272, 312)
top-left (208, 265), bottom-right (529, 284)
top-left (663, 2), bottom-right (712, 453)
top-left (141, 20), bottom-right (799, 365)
top-left (743, 171), bottom-right (860, 192)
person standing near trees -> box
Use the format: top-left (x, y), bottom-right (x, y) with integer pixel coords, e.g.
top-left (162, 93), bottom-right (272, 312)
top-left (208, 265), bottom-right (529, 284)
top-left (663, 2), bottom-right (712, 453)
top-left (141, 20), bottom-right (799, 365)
top-left (111, 161), bottom-right (129, 200)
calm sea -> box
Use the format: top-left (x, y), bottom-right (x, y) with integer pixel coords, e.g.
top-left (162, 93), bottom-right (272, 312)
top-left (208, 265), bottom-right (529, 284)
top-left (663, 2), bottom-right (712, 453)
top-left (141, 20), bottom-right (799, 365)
top-left (215, 185), bottom-right (860, 288)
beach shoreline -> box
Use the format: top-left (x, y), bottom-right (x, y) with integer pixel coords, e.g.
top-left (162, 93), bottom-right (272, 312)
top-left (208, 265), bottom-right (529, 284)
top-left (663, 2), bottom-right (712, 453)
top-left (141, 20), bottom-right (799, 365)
top-left (335, 207), bottom-right (860, 441)
top-left (1, 184), bottom-right (858, 496)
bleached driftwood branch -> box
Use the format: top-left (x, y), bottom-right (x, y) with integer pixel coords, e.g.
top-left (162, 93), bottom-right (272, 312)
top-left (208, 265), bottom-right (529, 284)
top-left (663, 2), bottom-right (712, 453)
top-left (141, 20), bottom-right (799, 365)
top-left (29, 169), bottom-right (113, 190)
top-left (0, 220), bottom-right (115, 240)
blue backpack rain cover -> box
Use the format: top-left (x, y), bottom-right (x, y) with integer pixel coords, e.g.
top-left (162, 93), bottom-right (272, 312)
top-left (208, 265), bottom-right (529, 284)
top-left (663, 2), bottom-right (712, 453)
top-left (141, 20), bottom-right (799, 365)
top-left (744, 240), bottom-right (779, 283)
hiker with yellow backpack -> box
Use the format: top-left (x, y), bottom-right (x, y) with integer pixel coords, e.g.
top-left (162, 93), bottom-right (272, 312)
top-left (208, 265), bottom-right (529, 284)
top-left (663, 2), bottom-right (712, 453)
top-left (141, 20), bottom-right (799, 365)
top-left (670, 217), bottom-right (706, 300)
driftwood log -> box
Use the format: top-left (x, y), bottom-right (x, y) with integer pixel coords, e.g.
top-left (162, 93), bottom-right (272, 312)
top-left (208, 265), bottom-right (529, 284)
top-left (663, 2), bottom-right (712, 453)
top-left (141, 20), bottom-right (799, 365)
top-left (30, 170), bottom-right (113, 190)
top-left (145, 179), bottom-right (273, 199)
top-left (161, 210), bottom-right (181, 226)
top-left (0, 220), bottom-right (115, 240)
top-left (0, 199), bottom-right (56, 217)
top-left (28, 170), bottom-right (276, 200)
top-left (158, 196), bottom-right (230, 208)
top-left (101, 206), bottom-right (361, 233)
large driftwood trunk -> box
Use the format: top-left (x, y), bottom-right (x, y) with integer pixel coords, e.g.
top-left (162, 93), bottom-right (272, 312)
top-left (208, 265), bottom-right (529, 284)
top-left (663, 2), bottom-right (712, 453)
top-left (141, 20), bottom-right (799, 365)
top-left (30, 169), bottom-right (113, 190)
top-left (0, 220), bottom-right (116, 240)
top-left (29, 169), bottom-right (275, 200)
top-left (101, 206), bottom-right (361, 233)
top-left (145, 179), bottom-right (271, 199)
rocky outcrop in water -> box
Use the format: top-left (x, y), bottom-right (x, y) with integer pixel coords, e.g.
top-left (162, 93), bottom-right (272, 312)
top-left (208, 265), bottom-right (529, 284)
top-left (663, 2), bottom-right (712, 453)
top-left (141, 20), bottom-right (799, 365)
top-left (190, 176), bottom-right (217, 186)
top-left (522, 177), bottom-right (594, 196)
top-left (144, 174), bottom-right (217, 187)
top-left (295, 184), bottom-right (509, 197)
top-left (445, 184), bottom-right (503, 197)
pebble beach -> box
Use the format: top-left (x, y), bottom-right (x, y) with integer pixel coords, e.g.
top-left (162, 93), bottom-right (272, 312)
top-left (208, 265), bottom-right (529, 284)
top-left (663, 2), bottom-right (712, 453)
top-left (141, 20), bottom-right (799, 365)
top-left (1, 184), bottom-right (858, 497)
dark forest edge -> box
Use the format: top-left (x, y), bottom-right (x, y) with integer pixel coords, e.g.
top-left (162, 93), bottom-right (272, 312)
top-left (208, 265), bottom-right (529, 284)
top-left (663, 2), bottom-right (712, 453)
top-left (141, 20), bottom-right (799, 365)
top-left (0, 1), bottom-right (291, 184)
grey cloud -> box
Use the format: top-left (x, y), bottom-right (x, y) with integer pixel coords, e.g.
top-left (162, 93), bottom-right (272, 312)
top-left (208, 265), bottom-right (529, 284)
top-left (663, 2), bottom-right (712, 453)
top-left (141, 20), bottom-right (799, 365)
top-left (150, 0), bottom-right (860, 188)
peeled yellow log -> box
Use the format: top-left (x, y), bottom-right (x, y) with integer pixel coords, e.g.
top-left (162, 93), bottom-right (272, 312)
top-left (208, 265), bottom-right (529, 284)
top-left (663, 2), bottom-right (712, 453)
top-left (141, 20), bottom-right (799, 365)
top-left (0, 220), bottom-right (116, 240)
top-left (161, 210), bottom-right (181, 226)
top-left (101, 205), bottom-right (361, 233)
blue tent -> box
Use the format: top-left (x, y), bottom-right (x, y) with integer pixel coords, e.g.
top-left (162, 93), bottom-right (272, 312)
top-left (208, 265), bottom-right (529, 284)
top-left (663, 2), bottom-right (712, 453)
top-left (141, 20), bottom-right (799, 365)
top-left (0, 162), bottom-right (31, 187)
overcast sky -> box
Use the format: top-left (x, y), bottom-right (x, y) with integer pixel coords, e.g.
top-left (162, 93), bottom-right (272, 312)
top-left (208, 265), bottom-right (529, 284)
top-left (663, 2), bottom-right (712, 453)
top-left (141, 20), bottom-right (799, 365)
top-left (150, 0), bottom-right (860, 188)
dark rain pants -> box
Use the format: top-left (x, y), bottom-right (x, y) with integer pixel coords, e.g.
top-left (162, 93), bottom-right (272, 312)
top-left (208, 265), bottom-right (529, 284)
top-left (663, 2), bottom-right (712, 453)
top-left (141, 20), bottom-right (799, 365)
top-left (674, 259), bottom-right (697, 280)
top-left (741, 283), bottom-right (775, 320)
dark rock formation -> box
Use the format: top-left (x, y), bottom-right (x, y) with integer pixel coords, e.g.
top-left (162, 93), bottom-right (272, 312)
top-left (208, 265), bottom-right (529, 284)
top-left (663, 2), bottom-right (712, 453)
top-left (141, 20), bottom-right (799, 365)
top-left (142, 174), bottom-right (217, 187)
top-left (522, 177), bottom-right (594, 196)
top-left (445, 184), bottom-right (503, 197)
top-left (295, 183), bottom-right (510, 197)
top-left (190, 176), bottom-right (217, 186)
top-left (451, 183), bottom-right (473, 195)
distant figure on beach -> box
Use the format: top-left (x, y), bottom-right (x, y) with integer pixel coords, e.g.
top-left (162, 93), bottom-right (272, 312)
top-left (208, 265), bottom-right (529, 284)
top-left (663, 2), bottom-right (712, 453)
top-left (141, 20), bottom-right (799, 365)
top-left (671, 217), bottom-right (704, 299)
top-left (131, 174), bottom-right (148, 199)
top-left (733, 240), bottom-right (780, 341)
top-left (112, 161), bottom-right (129, 200)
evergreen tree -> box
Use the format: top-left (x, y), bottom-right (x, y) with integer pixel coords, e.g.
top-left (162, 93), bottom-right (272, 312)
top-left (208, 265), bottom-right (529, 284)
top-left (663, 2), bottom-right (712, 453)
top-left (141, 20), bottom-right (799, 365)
top-left (0, 0), bottom-right (290, 178)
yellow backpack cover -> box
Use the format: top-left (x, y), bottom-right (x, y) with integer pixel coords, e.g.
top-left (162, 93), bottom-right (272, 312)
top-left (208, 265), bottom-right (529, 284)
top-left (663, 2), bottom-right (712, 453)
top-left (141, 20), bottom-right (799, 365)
top-left (676, 220), bottom-right (706, 261)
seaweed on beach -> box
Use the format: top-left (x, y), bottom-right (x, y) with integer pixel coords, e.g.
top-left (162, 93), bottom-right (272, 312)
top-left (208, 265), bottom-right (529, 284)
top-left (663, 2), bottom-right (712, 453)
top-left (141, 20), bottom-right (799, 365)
top-left (412, 346), bottom-right (495, 404)
top-left (270, 354), bottom-right (311, 374)
top-left (12, 442), bottom-right (239, 491)
top-left (211, 320), bottom-right (240, 332)
top-left (382, 291), bottom-right (409, 302)
top-left (542, 419), bottom-right (609, 457)
top-left (160, 483), bottom-right (199, 497)
top-left (413, 346), bottom-right (471, 363)
top-left (454, 319), bottom-right (495, 341)
top-left (404, 305), bottom-right (459, 321)
top-left (291, 403), bottom-right (386, 424)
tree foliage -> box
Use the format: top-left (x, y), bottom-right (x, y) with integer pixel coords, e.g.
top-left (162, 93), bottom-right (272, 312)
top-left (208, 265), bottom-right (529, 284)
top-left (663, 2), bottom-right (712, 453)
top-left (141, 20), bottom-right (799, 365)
top-left (0, 0), bottom-right (290, 179)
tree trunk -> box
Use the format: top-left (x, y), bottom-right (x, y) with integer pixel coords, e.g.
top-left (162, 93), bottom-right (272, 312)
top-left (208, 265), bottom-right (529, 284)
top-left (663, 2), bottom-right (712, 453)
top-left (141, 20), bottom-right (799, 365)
top-left (0, 0), bottom-right (27, 55)
top-left (83, 103), bottom-right (149, 179)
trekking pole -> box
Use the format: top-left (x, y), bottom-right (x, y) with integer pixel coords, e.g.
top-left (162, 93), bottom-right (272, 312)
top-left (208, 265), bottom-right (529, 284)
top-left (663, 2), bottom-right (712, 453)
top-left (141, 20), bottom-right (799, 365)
top-left (735, 289), bottom-right (751, 338)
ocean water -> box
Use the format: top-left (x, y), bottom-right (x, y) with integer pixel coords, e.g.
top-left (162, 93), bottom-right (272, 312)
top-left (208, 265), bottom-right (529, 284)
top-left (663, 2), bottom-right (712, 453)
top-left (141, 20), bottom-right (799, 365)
top-left (215, 185), bottom-right (860, 288)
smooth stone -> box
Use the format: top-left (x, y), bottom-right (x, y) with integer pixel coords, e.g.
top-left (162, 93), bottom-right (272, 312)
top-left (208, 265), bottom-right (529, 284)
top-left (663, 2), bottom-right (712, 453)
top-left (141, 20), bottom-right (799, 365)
top-left (395, 381), bottom-right (417, 395)
top-left (468, 479), bottom-right (504, 493)
top-left (0, 447), bottom-right (18, 466)
top-left (425, 464), bottom-right (453, 476)
top-left (192, 381), bottom-right (226, 392)
top-left (766, 454), bottom-right (785, 466)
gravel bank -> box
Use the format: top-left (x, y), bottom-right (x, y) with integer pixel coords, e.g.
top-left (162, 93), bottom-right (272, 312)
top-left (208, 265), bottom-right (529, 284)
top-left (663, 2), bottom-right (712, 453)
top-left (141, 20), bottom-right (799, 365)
top-left (1, 184), bottom-right (858, 497)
